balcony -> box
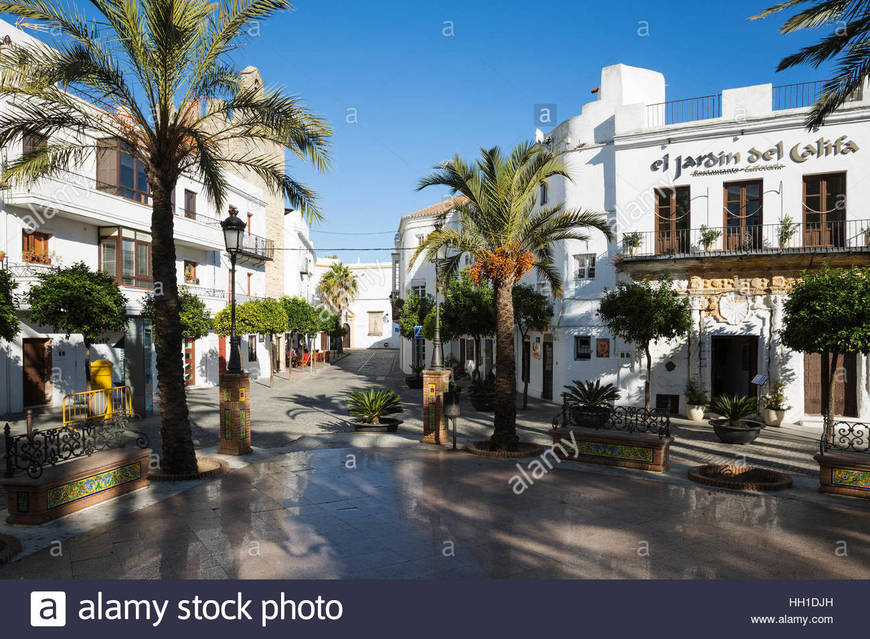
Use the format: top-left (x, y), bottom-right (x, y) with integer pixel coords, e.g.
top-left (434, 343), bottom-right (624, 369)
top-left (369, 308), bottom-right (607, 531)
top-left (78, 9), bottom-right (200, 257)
top-left (619, 219), bottom-right (870, 273)
top-left (645, 94), bottom-right (722, 128)
top-left (237, 232), bottom-right (274, 263)
top-left (773, 80), bottom-right (863, 111)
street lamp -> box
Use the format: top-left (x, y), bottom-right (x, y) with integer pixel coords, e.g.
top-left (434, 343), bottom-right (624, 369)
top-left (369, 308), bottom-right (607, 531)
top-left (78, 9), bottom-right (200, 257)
top-left (430, 229), bottom-right (448, 370)
top-left (221, 209), bottom-right (246, 374)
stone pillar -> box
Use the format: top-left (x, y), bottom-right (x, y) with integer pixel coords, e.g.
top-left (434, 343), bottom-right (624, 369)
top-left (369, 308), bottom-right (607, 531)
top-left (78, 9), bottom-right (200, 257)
top-left (218, 372), bottom-right (252, 455)
top-left (422, 369), bottom-right (450, 445)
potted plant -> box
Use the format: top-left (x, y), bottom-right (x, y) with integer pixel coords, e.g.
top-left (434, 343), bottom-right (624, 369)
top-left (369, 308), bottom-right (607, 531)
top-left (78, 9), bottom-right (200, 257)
top-left (708, 394), bottom-right (763, 444)
top-left (699, 225), bottom-right (722, 252)
top-left (760, 379), bottom-right (790, 426)
top-left (563, 379), bottom-right (619, 428)
top-left (685, 379), bottom-right (707, 422)
top-left (0, 250), bottom-right (5, 261)
top-left (469, 377), bottom-right (496, 411)
top-left (405, 363), bottom-right (424, 389)
top-left (345, 388), bottom-right (404, 432)
top-left (623, 232), bottom-right (642, 256)
top-left (777, 215), bottom-right (799, 249)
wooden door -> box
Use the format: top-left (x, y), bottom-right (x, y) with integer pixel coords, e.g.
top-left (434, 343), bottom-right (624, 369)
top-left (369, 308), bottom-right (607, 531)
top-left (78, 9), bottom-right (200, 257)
top-left (655, 187), bottom-right (690, 254)
top-left (803, 173), bottom-right (846, 249)
top-left (184, 338), bottom-right (195, 386)
top-left (804, 352), bottom-right (857, 417)
top-left (22, 338), bottom-right (51, 406)
top-left (723, 181), bottom-right (763, 250)
top-left (542, 341), bottom-right (554, 401)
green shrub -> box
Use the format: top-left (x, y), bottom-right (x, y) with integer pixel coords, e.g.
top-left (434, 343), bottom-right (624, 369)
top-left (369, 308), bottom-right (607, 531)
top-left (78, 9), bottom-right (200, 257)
top-left (345, 389), bottom-right (404, 424)
top-left (709, 394), bottom-right (758, 427)
top-left (563, 380), bottom-right (620, 408)
top-left (685, 379), bottom-right (707, 406)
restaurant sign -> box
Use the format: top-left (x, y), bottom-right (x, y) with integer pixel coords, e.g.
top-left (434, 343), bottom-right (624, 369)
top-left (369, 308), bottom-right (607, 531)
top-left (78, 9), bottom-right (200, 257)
top-left (650, 135), bottom-right (859, 180)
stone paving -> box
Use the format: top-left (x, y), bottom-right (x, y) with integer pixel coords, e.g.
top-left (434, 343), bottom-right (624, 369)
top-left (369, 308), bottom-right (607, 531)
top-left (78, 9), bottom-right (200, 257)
top-left (1, 348), bottom-right (867, 579)
top-left (2, 446), bottom-right (869, 579)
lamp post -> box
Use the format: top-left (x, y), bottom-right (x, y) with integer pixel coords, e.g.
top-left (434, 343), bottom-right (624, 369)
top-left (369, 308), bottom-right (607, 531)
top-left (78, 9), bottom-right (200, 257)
top-left (430, 236), bottom-right (448, 370)
top-left (218, 210), bottom-right (251, 455)
top-left (421, 228), bottom-right (450, 445)
top-left (221, 210), bottom-right (246, 373)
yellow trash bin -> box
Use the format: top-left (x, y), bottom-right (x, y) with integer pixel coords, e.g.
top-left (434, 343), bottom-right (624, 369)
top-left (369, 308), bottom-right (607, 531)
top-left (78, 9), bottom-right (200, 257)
top-left (89, 359), bottom-right (115, 417)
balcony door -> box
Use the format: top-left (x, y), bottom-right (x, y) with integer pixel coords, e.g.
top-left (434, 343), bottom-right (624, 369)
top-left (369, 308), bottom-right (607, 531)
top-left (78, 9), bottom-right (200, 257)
top-left (723, 181), bottom-right (763, 250)
top-left (655, 186), bottom-right (690, 254)
top-left (803, 173), bottom-right (846, 248)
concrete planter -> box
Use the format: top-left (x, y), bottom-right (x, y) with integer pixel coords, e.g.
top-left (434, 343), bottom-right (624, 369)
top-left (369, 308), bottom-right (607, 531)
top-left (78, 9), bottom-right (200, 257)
top-left (686, 404), bottom-right (706, 423)
top-left (762, 408), bottom-right (786, 427)
top-left (711, 418), bottom-right (764, 444)
top-left (354, 417), bottom-right (402, 433)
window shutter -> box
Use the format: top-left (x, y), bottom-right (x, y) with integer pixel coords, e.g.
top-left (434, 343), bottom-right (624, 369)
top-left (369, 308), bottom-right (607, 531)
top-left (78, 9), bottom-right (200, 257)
top-left (96, 137), bottom-right (120, 194)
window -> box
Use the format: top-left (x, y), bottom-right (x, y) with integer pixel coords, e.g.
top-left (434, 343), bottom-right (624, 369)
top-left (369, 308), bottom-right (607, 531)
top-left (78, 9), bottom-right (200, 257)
top-left (723, 180), bottom-right (762, 250)
top-left (96, 138), bottom-right (150, 204)
top-left (184, 260), bottom-right (198, 285)
top-left (22, 133), bottom-right (47, 156)
top-left (655, 186), bottom-right (690, 254)
top-left (574, 254), bottom-right (596, 279)
top-left (412, 284), bottom-right (426, 297)
top-left (368, 311), bottom-right (384, 336)
top-left (247, 335), bottom-right (257, 362)
top-left (22, 231), bottom-right (51, 264)
top-left (416, 234), bottom-right (425, 247)
top-left (183, 190), bottom-right (196, 220)
top-left (574, 336), bottom-right (591, 360)
top-left (803, 173), bottom-right (846, 248)
top-left (245, 211), bottom-right (252, 234)
top-left (99, 226), bottom-right (152, 288)
top-left (540, 182), bottom-right (548, 205)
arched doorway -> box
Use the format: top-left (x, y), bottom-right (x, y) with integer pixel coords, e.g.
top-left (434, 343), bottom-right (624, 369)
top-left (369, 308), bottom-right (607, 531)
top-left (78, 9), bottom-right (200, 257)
top-left (342, 323), bottom-right (351, 349)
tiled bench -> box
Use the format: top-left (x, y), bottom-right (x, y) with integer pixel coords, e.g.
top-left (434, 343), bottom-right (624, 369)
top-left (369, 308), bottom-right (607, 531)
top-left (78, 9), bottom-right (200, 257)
top-left (551, 426), bottom-right (673, 473)
top-left (1, 448), bottom-right (151, 525)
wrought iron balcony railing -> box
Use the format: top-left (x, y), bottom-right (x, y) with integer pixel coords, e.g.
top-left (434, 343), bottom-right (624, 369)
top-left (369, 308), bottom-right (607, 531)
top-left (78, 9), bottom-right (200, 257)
top-left (621, 218), bottom-right (870, 260)
top-left (773, 80), bottom-right (863, 111)
top-left (239, 232), bottom-right (275, 261)
top-left (645, 94), bottom-right (722, 128)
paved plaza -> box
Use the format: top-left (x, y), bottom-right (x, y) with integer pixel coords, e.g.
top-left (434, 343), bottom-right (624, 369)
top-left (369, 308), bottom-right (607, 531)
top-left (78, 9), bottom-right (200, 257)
top-left (2, 349), bottom-right (869, 579)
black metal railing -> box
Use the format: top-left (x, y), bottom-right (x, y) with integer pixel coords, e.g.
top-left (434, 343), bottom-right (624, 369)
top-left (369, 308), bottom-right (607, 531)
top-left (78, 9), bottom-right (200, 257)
top-left (4, 418), bottom-right (149, 480)
top-left (773, 80), bottom-right (863, 111)
top-left (645, 94), bottom-right (722, 128)
top-left (554, 397), bottom-right (671, 439)
top-left (622, 218), bottom-right (870, 259)
top-left (821, 419), bottom-right (870, 455)
top-left (239, 233), bottom-right (275, 261)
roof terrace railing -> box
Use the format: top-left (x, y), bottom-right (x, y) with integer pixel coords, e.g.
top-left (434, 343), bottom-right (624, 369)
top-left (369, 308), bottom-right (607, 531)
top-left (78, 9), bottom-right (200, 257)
top-left (773, 80), bottom-right (863, 111)
top-left (645, 94), bottom-right (721, 128)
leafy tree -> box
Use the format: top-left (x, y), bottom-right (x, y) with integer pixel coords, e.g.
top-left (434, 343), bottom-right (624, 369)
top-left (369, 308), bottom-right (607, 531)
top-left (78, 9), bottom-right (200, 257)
top-left (781, 266), bottom-right (870, 424)
top-left (513, 284), bottom-right (553, 408)
top-left (399, 289), bottom-right (435, 369)
top-left (413, 143), bottom-right (612, 449)
top-left (281, 296), bottom-right (319, 336)
top-left (27, 262), bottom-right (127, 389)
top-left (0, 270), bottom-right (18, 342)
top-left (0, 0), bottom-right (331, 474)
top-left (317, 262), bottom-right (358, 317)
top-left (752, 1), bottom-right (870, 127)
top-left (142, 287), bottom-right (211, 341)
top-left (598, 275), bottom-right (692, 411)
top-left (317, 309), bottom-right (347, 352)
top-left (214, 298), bottom-right (287, 386)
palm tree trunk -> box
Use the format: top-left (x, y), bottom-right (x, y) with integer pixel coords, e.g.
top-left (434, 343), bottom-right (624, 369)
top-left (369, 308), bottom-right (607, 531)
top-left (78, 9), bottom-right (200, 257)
top-left (490, 279), bottom-right (518, 450)
top-left (149, 172), bottom-right (197, 475)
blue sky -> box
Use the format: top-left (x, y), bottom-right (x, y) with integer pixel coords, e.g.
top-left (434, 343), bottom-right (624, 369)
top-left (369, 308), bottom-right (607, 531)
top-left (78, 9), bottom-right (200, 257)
top-left (15, 1), bottom-right (840, 262)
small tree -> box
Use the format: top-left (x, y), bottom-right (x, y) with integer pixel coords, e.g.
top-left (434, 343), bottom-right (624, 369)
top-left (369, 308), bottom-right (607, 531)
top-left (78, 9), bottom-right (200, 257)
top-left (214, 298), bottom-right (288, 386)
top-left (282, 296), bottom-right (319, 337)
top-left (513, 284), bottom-right (553, 408)
top-left (399, 289), bottom-right (435, 369)
top-left (0, 270), bottom-right (19, 342)
top-left (598, 275), bottom-right (692, 410)
top-left (142, 288), bottom-right (212, 342)
top-left (781, 266), bottom-right (870, 424)
top-left (436, 271), bottom-right (495, 376)
top-left (27, 262), bottom-right (127, 389)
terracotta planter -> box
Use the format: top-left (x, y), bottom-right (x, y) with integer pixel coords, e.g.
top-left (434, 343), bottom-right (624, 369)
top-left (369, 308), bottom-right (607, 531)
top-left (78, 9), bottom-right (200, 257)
top-left (354, 417), bottom-right (402, 433)
top-left (711, 418), bottom-right (764, 444)
top-left (686, 404), bottom-right (706, 423)
top-left (762, 408), bottom-right (786, 427)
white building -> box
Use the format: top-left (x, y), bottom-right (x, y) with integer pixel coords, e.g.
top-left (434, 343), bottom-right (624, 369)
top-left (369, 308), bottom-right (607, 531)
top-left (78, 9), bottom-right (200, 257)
top-left (313, 258), bottom-right (398, 350)
top-left (394, 63), bottom-right (870, 425)
top-left (0, 19), bottom-right (292, 416)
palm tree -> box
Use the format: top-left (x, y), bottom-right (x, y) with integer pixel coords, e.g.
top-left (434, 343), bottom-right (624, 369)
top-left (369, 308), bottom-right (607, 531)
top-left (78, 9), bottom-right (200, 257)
top-left (412, 143), bottom-right (613, 450)
top-left (317, 261), bottom-right (359, 318)
top-left (752, 1), bottom-right (870, 126)
top-left (0, 0), bottom-right (330, 475)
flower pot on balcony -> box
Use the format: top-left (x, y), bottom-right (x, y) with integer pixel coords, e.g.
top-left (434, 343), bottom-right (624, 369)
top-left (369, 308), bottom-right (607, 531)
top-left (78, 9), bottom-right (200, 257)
top-left (762, 408), bottom-right (786, 427)
top-left (686, 404), bottom-right (706, 423)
